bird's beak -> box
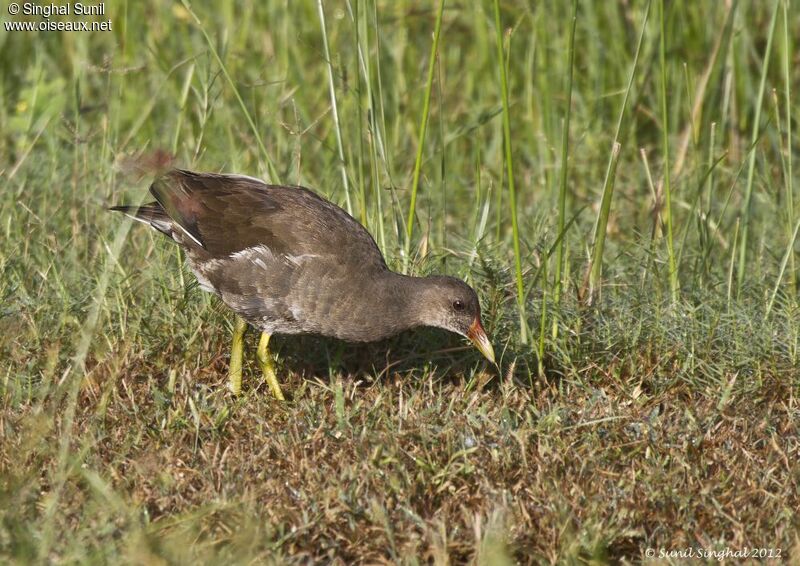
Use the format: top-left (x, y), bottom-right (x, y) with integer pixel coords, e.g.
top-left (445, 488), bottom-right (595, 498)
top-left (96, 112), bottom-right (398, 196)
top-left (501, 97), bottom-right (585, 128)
top-left (467, 318), bottom-right (495, 364)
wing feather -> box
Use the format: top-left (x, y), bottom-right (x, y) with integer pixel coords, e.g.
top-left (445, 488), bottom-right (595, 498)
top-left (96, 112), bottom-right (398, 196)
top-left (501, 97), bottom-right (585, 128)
top-left (148, 169), bottom-right (387, 270)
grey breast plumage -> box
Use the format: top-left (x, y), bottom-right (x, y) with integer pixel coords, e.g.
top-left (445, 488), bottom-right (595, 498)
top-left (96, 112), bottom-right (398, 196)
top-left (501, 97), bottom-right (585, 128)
top-left (114, 169), bottom-right (391, 339)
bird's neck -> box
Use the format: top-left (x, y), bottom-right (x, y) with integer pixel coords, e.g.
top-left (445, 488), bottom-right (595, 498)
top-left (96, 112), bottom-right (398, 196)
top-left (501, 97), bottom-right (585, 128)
top-left (326, 270), bottom-right (436, 342)
top-left (368, 270), bottom-right (437, 330)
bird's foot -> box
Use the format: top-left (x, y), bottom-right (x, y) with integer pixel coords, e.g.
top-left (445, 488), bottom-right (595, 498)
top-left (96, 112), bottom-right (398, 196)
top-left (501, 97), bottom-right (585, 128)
top-left (228, 316), bottom-right (249, 395)
top-left (257, 332), bottom-right (285, 401)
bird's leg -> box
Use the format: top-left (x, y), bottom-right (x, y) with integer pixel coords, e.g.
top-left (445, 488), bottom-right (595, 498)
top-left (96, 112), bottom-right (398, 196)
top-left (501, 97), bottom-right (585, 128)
top-left (228, 315), bottom-right (248, 394)
top-left (257, 331), bottom-right (285, 400)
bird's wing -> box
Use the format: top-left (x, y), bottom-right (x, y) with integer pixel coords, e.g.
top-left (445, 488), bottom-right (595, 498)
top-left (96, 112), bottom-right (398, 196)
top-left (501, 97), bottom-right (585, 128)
top-left (149, 169), bottom-right (387, 269)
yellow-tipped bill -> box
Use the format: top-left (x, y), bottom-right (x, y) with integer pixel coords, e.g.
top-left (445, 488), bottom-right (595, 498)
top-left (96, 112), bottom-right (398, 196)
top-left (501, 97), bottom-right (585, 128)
top-left (467, 318), bottom-right (495, 364)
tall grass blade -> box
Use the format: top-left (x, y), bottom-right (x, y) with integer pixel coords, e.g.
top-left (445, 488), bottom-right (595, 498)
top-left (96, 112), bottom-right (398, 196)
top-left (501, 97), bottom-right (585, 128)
top-left (538, 255), bottom-right (547, 377)
top-left (171, 62), bottom-right (195, 154)
top-left (588, 0), bottom-right (650, 302)
top-left (552, 0), bottom-right (578, 334)
top-left (493, 0), bottom-right (527, 343)
top-left (658, 0), bottom-right (679, 303)
top-left (347, 0), bottom-right (386, 245)
top-left (727, 218), bottom-right (739, 311)
top-left (736, 0), bottom-right (780, 292)
top-left (181, 0), bottom-right (279, 182)
top-left (403, 0), bottom-right (446, 272)
top-left (39, 195), bottom-right (133, 558)
top-left (588, 142), bottom-right (621, 301)
top-left (765, 219), bottom-right (800, 319)
top-left (317, 0), bottom-right (353, 214)
top-left (781, 0), bottom-right (795, 290)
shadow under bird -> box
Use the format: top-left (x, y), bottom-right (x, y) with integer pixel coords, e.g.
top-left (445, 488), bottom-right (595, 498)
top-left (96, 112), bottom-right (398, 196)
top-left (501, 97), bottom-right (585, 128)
top-left (111, 169), bottom-right (495, 397)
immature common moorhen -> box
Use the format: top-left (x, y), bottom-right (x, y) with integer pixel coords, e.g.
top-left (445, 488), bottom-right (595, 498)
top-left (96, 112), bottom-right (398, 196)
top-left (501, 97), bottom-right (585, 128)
top-left (112, 169), bottom-right (495, 397)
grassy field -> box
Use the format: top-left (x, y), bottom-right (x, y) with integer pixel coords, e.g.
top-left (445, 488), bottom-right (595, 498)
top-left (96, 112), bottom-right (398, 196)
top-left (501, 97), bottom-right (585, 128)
top-left (2, 0), bottom-right (799, 562)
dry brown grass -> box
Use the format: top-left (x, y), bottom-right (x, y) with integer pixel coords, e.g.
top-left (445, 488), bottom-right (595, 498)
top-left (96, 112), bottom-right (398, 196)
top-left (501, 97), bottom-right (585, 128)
top-left (3, 343), bottom-right (798, 563)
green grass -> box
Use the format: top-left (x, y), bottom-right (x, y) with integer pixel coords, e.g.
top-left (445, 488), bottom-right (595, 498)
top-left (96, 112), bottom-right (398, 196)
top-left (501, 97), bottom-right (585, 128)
top-left (1, 0), bottom-right (799, 562)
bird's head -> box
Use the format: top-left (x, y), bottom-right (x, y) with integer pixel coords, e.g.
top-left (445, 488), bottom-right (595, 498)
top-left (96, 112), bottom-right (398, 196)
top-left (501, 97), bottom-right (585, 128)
top-left (417, 276), bottom-right (495, 364)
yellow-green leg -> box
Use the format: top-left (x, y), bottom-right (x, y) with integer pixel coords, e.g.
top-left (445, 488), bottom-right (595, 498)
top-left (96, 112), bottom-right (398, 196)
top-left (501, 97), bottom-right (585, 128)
top-left (228, 315), bottom-right (248, 394)
top-left (257, 331), bottom-right (285, 400)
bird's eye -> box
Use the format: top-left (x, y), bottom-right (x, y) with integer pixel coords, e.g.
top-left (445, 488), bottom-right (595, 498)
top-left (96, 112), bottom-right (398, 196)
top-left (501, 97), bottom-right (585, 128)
top-left (452, 299), bottom-right (465, 311)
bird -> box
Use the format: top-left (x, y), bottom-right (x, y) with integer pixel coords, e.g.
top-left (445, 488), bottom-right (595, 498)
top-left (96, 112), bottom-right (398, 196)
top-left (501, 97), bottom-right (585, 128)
top-left (111, 169), bottom-right (496, 398)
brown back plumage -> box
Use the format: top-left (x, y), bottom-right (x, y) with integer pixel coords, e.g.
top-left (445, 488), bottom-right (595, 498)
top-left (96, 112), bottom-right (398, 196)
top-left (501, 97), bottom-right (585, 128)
top-left (147, 169), bottom-right (387, 270)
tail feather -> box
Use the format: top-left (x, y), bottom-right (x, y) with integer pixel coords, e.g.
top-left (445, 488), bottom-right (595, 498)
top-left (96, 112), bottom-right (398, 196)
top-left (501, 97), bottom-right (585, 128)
top-left (148, 171), bottom-right (206, 247)
top-left (109, 202), bottom-right (174, 238)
